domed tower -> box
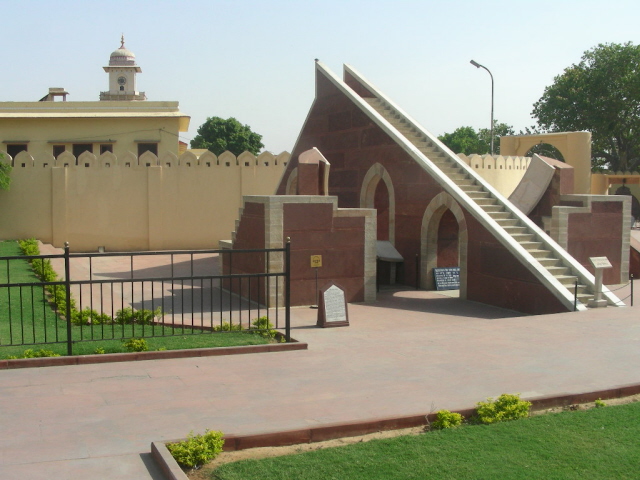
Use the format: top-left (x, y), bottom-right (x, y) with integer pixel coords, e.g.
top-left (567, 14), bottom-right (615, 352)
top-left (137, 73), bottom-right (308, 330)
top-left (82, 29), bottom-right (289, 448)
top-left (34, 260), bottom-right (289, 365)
top-left (100, 36), bottom-right (146, 101)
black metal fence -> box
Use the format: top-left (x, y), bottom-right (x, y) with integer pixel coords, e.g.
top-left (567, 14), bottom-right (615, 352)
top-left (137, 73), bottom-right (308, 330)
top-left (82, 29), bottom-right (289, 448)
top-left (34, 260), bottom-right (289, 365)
top-left (0, 243), bottom-right (291, 356)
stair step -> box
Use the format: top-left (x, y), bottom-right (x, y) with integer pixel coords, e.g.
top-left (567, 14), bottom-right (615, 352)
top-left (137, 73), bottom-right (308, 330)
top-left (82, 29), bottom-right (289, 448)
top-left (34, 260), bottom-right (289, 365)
top-left (547, 266), bottom-right (571, 276)
top-left (483, 205), bottom-right (504, 213)
top-left (494, 218), bottom-right (520, 227)
top-left (528, 249), bottom-right (552, 258)
top-left (520, 241), bottom-right (544, 250)
top-left (448, 173), bottom-right (470, 182)
top-left (512, 233), bottom-right (536, 242)
top-left (537, 257), bottom-right (560, 267)
top-left (555, 275), bottom-right (579, 286)
top-left (488, 211), bottom-right (512, 220)
top-left (502, 226), bottom-right (528, 235)
top-left (473, 198), bottom-right (498, 207)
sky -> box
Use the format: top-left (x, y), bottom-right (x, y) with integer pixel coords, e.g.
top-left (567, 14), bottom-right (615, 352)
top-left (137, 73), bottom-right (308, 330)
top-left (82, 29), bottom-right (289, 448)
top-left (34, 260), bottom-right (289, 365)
top-left (4, 0), bottom-right (640, 154)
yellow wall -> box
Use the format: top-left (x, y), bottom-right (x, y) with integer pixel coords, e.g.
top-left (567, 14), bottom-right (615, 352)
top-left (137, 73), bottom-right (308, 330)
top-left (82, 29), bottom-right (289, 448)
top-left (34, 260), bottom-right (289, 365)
top-left (0, 150), bottom-right (289, 252)
top-left (457, 154), bottom-right (531, 197)
top-left (500, 132), bottom-right (591, 194)
top-left (0, 101), bottom-right (189, 159)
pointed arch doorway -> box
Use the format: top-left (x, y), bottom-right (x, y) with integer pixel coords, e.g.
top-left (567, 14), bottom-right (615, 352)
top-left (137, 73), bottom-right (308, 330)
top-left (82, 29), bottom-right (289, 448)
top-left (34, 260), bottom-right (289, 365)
top-left (360, 163), bottom-right (400, 285)
top-left (421, 192), bottom-right (468, 298)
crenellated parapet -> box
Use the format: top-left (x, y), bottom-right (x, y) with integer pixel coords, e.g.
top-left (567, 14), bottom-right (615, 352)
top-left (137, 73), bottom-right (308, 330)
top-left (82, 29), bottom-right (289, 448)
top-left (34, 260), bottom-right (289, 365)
top-left (3, 149), bottom-right (290, 169)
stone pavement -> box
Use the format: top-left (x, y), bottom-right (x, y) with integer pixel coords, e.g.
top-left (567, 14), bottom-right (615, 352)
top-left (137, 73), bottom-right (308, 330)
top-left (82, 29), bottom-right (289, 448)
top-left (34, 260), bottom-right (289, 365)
top-left (1, 254), bottom-right (639, 479)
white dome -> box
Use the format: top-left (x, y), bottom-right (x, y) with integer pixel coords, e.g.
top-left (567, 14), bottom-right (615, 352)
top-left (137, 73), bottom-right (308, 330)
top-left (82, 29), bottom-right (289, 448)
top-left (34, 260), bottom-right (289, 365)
top-left (109, 37), bottom-right (136, 66)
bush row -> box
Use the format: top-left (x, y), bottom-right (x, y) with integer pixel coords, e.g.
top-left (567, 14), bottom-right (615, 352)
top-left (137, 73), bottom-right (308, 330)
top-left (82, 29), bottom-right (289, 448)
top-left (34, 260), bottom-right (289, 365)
top-left (18, 239), bottom-right (162, 326)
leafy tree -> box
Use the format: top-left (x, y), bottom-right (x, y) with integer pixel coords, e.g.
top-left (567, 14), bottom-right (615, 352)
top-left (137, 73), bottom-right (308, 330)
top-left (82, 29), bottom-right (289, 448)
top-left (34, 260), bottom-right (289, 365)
top-left (532, 42), bottom-right (640, 172)
top-left (438, 121), bottom-right (513, 155)
top-left (438, 126), bottom-right (483, 155)
top-left (0, 153), bottom-right (11, 190)
top-left (477, 121), bottom-right (515, 155)
top-left (190, 117), bottom-right (264, 156)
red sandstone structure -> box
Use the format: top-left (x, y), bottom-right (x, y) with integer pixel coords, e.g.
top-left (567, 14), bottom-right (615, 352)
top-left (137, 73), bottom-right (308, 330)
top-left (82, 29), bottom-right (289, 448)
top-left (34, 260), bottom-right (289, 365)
top-left (223, 62), bottom-right (628, 315)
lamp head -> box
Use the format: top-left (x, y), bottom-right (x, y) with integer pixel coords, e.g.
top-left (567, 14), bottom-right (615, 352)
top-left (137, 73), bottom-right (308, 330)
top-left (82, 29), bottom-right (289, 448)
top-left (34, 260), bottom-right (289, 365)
top-left (470, 60), bottom-right (481, 68)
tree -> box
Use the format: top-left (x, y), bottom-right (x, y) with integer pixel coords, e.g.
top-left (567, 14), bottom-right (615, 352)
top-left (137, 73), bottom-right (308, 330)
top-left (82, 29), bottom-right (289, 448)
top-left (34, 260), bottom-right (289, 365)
top-left (190, 117), bottom-right (264, 156)
top-left (0, 153), bottom-right (11, 190)
top-left (438, 126), bottom-right (483, 155)
top-left (438, 121), bottom-right (514, 155)
top-left (532, 42), bottom-right (640, 172)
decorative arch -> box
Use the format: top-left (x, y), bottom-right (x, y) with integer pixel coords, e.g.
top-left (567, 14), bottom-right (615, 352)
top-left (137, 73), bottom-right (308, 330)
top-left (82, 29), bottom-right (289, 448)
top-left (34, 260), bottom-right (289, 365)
top-left (500, 131), bottom-right (591, 193)
top-left (360, 163), bottom-right (395, 244)
top-left (421, 192), bottom-right (468, 298)
top-left (285, 167), bottom-right (298, 195)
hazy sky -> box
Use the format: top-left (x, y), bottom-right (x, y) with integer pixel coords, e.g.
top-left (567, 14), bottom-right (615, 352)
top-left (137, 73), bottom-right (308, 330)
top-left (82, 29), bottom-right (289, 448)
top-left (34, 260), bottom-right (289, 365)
top-left (4, 0), bottom-right (640, 153)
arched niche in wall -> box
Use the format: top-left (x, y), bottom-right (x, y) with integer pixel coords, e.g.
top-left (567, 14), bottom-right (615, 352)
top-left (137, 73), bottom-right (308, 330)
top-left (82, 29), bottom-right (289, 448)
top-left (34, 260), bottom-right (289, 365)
top-left (360, 163), bottom-right (395, 244)
top-left (285, 167), bottom-right (298, 195)
top-left (421, 192), bottom-right (468, 298)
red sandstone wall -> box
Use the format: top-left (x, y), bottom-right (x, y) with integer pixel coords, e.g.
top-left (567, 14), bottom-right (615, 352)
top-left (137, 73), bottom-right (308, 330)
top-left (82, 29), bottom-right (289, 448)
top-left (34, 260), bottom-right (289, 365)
top-left (465, 214), bottom-right (567, 314)
top-left (223, 202), bottom-right (267, 305)
top-left (226, 199), bottom-right (368, 307)
top-left (563, 200), bottom-right (623, 285)
top-left (283, 203), bottom-right (366, 305)
top-left (275, 65), bottom-right (573, 314)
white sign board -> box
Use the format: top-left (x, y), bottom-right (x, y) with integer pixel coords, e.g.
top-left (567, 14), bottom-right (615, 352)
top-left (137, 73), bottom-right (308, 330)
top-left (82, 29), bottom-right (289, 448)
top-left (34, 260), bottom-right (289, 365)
top-left (323, 285), bottom-right (347, 323)
top-left (589, 256), bottom-right (612, 269)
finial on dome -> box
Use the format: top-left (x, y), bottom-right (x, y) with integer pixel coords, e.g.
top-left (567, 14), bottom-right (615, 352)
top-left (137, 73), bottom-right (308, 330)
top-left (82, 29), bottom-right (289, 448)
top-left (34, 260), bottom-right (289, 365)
top-left (120, 34), bottom-right (125, 49)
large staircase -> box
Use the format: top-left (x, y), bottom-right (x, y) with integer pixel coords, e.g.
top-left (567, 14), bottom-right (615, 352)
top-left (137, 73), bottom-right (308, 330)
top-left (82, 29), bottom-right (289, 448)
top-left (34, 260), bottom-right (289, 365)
top-left (365, 95), bottom-right (593, 306)
top-left (323, 63), bottom-right (624, 311)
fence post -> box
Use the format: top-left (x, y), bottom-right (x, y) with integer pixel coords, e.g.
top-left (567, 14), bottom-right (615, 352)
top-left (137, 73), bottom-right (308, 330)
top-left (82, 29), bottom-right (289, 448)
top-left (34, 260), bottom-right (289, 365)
top-left (64, 242), bottom-right (73, 356)
top-left (631, 274), bottom-right (634, 307)
top-left (573, 280), bottom-right (578, 311)
top-left (285, 237), bottom-right (291, 342)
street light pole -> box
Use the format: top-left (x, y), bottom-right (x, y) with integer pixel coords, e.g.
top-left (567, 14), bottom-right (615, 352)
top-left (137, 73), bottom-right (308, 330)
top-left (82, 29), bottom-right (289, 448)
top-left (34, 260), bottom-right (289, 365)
top-left (470, 60), bottom-right (494, 156)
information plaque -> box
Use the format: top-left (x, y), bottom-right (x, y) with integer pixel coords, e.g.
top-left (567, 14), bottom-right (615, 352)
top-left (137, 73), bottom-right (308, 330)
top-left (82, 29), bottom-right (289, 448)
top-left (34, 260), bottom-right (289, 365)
top-left (433, 267), bottom-right (460, 291)
top-left (316, 282), bottom-right (349, 328)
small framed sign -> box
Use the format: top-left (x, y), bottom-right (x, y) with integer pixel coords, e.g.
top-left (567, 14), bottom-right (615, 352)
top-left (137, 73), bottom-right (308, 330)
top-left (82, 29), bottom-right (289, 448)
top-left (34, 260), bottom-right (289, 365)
top-left (433, 267), bottom-right (460, 291)
top-left (310, 255), bottom-right (323, 268)
top-left (317, 282), bottom-right (349, 328)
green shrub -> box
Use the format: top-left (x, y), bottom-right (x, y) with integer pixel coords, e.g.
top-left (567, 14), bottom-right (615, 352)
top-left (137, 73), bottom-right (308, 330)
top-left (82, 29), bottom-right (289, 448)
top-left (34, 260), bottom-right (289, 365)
top-left (122, 338), bottom-right (148, 352)
top-left (213, 321), bottom-right (243, 332)
top-left (18, 238), bottom-right (40, 256)
top-left (13, 348), bottom-right (61, 359)
top-left (431, 410), bottom-right (463, 430)
top-left (475, 393), bottom-right (531, 424)
top-left (595, 398), bottom-right (607, 408)
top-left (71, 308), bottom-right (112, 326)
top-left (114, 307), bottom-right (160, 325)
top-left (94, 347), bottom-right (106, 355)
top-left (250, 316), bottom-right (278, 339)
top-left (167, 430), bottom-right (224, 469)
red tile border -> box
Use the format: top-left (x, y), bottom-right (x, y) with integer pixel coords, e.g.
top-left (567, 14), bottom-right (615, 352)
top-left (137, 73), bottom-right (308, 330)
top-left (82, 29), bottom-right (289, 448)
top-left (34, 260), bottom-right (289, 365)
top-left (151, 382), bottom-right (640, 478)
top-left (0, 340), bottom-right (307, 370)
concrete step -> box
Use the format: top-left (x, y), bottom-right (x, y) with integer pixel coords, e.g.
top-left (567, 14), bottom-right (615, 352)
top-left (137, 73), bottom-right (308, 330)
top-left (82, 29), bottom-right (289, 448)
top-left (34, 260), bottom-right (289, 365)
top-left (482, 205), bottom-right (504, 214)
top-left (494, 218), bottom-right (520, 227)
top-left (555, 275), bottom-right (579, 287)
top-left (520, 241), bottom-right (544, 250)
top-left (473, 198), bottom-right (499, 207)
top-left (502, 226), bottom-right (529, 235)
top-left (528, 249), bottom-right (552, 258)
top-left (488, 211), bottom-right (512, 220)
top-left (512, 233), bottom-right (536, 243)
top-left (547, 265), bottom-right (571, 276)
top-left (537, 257), bottom-right (560, 267)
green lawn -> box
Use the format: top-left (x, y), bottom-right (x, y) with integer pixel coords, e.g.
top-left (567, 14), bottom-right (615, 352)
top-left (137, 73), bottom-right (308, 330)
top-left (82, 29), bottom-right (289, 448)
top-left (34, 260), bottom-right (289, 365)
top-left (211, 402), bottom-right (640, 480)
top-left (0, 240), bottom-right (272, 358)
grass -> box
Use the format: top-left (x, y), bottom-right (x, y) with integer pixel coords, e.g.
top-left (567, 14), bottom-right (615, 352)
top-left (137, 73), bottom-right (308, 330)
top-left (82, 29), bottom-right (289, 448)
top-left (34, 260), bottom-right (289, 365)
top-left (0, 240), bottom-right (273, 359)
top-left (210, 401), bottom-right (640, 480)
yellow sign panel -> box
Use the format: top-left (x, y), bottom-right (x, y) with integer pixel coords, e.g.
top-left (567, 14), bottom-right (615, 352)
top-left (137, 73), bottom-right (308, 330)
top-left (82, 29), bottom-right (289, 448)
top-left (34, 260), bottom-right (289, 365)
top-left (310, 255), bottom-right (323, 268)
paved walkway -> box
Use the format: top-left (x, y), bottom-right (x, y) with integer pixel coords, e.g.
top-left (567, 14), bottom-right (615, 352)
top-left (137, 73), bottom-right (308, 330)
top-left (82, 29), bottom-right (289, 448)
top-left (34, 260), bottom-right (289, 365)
top-left (1, 253), bottom-right (639, 479)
